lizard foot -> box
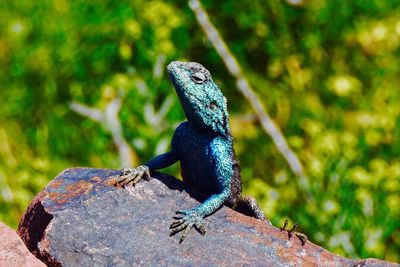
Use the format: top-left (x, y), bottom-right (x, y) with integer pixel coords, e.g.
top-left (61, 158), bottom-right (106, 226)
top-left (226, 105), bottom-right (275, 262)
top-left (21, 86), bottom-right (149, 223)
top-left (169, 210), bottom-right (206, 243)
top-left (113, 165), bottom-right (150, 187)
top-left (280, 219), bottom-right (307, 246)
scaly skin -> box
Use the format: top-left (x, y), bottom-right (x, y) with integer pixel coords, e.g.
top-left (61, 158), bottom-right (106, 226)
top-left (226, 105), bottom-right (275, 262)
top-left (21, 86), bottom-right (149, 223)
top-left (115, 61), bottom-right (279, 243)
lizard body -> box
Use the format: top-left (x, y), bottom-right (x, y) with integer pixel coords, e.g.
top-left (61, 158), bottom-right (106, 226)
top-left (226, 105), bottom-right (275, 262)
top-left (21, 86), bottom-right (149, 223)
top-left (116, 61), bottom-right (268, 242)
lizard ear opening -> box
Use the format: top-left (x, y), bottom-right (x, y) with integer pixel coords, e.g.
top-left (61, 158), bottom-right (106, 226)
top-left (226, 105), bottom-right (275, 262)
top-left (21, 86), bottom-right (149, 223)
top-left (209, 100), bottom-right (218, 111)
top-left (191, 72), bottom-right (207, 84)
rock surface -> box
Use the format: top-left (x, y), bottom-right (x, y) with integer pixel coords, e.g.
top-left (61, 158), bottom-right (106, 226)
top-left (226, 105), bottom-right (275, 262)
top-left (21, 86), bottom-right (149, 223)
top-left (0, 221), bottom-right (45, 267)
top-left (17, 167), bottom-right (399, 267)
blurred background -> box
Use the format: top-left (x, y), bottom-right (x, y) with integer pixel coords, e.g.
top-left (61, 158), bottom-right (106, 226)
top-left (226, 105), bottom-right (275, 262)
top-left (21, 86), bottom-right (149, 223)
top-left (1, 0), bottom-right (399, 262)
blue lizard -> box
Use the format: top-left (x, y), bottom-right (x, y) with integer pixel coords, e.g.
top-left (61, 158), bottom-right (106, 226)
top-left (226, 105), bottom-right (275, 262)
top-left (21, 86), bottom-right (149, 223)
top-left (115, 61), bottom-right (268, 242)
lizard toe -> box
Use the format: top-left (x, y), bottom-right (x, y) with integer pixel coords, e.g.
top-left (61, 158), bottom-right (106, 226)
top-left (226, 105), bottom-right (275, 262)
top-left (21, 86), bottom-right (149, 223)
top-left (170, 209), bottom-right (205, 243)
top-left (113, 165), bottom-right (150, 187)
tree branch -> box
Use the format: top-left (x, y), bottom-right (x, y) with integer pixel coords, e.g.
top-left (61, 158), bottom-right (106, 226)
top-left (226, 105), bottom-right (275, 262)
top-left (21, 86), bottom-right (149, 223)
top-left (70, 98), bottom-right (136, 168)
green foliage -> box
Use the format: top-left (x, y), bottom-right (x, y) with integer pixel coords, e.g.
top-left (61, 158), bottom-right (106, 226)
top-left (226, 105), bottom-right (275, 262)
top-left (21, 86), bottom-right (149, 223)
top-left (0, 0), bottom-right (399, 261)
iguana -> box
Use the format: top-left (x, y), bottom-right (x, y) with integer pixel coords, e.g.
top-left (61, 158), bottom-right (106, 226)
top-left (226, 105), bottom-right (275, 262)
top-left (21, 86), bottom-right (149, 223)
top-left (114, 61), bottom-right (306, 244)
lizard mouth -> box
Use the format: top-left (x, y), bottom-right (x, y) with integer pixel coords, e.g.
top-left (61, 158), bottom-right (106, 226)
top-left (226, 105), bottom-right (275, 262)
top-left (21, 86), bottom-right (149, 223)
top-left (167, 61), bottom-right (184, 86)
top-left (167, 61), bottom-right (184, 76)
top-left (167, 61), bottom-right (192, 97)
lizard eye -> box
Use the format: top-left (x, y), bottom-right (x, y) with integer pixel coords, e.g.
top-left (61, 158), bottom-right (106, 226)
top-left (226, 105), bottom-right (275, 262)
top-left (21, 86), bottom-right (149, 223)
top-left (191, 72), bottom-right (207, 84)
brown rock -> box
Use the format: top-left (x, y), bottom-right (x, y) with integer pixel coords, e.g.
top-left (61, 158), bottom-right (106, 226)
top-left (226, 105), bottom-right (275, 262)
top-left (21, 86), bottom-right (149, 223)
top-left (0, 221), bottom-right (45, 267)
top-left (17, 167), bottom-right (400, 267)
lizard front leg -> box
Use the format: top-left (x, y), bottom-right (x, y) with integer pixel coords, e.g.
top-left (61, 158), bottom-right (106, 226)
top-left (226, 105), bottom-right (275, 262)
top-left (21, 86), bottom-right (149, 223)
top-left (170, 190), bottom-right (230, 243)
top-left (113, 150), bottom-right (179, 187)
top-left (114, 165), bottom-right (150, 187)
top-left (170, 136), bottom-right (233, 242)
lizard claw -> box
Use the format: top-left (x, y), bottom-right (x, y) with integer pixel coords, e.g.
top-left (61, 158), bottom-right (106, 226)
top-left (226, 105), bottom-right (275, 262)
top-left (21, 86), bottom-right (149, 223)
top-left (280, 219), bottom-right (308, 246)
top-left (169, 210), bottom-right (206, 243)
top-left (280, 219), bottom-right (289, 232)
top-left (112, 165), bottom-right (150, 187)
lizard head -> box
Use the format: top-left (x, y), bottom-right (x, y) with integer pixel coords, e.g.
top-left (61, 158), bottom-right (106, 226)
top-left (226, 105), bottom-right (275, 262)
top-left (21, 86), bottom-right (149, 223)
top-left (167, 61), bottom-right (230, 137)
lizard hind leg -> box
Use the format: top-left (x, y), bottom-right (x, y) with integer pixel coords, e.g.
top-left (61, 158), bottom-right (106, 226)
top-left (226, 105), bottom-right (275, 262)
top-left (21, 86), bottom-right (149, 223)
top-left (280, 219), bottom-right (308, 246)
top-left (234, 195), bottom-right (270, 223)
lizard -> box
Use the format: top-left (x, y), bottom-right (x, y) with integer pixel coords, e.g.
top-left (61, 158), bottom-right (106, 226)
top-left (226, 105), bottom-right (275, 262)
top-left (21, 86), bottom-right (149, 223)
top-left (113, 61), bottom-right (307, 244)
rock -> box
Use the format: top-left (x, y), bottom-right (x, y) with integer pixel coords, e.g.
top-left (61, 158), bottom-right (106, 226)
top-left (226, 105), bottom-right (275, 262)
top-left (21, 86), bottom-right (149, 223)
top-left (17, 168), bottom-right (399, 267)
top-left (0, 221), bottom-right (45, 267)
